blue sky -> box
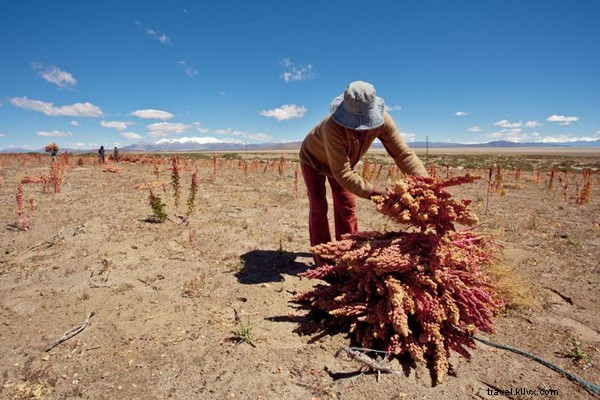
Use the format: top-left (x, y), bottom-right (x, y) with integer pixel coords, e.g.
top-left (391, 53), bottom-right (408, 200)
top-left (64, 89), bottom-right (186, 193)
top-left (1, 0), bottom-right (599, 151)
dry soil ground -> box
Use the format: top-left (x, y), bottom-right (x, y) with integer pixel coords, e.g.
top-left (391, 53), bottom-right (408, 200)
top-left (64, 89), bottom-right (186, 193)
top-left (0, 150), bottom-right (598, 400)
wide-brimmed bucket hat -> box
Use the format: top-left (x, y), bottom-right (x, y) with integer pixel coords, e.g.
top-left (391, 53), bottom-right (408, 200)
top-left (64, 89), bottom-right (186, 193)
top-left (330, 81), bottom-right (385, 130)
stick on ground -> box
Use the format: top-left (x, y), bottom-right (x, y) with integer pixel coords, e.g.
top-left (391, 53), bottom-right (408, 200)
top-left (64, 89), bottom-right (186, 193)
top-left (335, 347), bottom-right (401, 380)
top-left (45, 311), bottom-right (95, 352)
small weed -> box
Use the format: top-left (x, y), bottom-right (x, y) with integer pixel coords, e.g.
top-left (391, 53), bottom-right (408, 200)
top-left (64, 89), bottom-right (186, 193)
top-left (566, 235), bottom-right (580, 246)
top-left (182, 277), bottom-right (202, 298)
top-left (8, 357), bottom-right (54, 399)
top-left (568, 335), bottom-right (591, 365)
top-left (233, 320), bottom-right (256, 346)
top-left (528, 210), bottom-right (541, 230)
top-left (528, 215), bottom-right (538, 230)
top-left (182, 272), bottom-right (215, 298)
top-left (227, 258), bottom-right (246, 273)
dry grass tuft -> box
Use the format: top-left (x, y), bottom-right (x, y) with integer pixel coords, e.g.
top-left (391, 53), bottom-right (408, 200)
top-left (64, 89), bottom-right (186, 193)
top-left (483, 263), bottom-right (540, 311)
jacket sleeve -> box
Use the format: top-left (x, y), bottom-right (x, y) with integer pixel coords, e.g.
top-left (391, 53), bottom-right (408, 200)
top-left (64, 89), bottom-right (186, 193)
top-left (379, 115), bottom-right (428, 177)
top-left (323, 124), bottom-right (375, 199)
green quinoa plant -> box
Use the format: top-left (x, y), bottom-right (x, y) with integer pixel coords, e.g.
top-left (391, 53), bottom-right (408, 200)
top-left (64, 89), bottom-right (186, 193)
top-left (148, 189), bottom-right (168, 222)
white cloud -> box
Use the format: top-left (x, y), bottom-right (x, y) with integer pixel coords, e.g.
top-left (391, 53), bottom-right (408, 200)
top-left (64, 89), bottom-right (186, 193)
top-left (204, 128), bottom-right (273, 143)
top-left (155, 137), bottom-right (241, 145)
top-left (0, 133), bottom-right (6, 137)
top-left (536, 135), bottom-right (599, 143)
top-left (484, 130), bottom-right (599, 144)
top-left (148, 29), bottom-right (171, 44)
top-left (135, 21), bottom-right (172, 44)
top-left (147, 122), bottom-right (191, 137)
top-left (120, 132), bottom-right (142, 140)
top-left (399, 131), bottom-right (416, 142)
top-left (547, 114), bottom-right (579, 125)
top-left (385, 105), bottom-right (402, 112)
top-left (524, 120), bottom-right (542, 128)
top-left (213, 128), bottom-right (234, 135)
top-left (130, 109), bottom-right (174, 120)
top-left (10, 97), bottom-right (103, 117)
top-left (101, 120), bottom-right (134, 131)
top-left (486, 128), bottom-right (533, 142)
top-left (260, 104), bottom-right (307, 121)
top-left (468, 126), bottom-right (481, 132)
top-left (31, 63), bottom-right (77, 88)
top-left (177, 61), bottom-right (198, 77)
top-left (70, 120), bottom-right (80, 127)
top-left (279, 58), bottom-right (314, 83)
top-left (1, 144), bottom-right (36, 151)
top-left (246, 133), bottom-right (273, 142)
top-left (494, 119), bottom-right (522, 128)
top-left (67, 142), bottom-right (98, 149)
top-left (280, 58), bottom-right (293, 68)
top-left (36, 130), bottom-right (72, 137)
top-left (455, 111), bottom-right (468, 116)
top-left (483, 130), bottom-right (600, 143)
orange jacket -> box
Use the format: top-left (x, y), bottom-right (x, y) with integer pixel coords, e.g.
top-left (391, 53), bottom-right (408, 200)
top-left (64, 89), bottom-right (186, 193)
top-left (299, 113), bottom-right (427, 198)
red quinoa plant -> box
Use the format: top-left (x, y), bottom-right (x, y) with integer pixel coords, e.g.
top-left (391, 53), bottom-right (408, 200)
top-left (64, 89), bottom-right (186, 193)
top-left (212, 156), bottom-right (217, 181)
top-left (278, 155), bottom-right (285, 177)
top-left (294, 164), bottom-right (299, 198)
top-left (576, 169), bottom-right (592, 204)
top-left (295, 173), bottom-right (503, 384)
top-left (16, 184), bottom-right (29, 231)
top-left (374, 163), bottom-right (384, 180)
top-left (186, 171), bottom-right (199, 217)
top-left (362, 157), bottom-right (371, 180)
top-left (49, 161), bottom-right (65, 193)
top-left (171, 157), bottom-right (181, 208)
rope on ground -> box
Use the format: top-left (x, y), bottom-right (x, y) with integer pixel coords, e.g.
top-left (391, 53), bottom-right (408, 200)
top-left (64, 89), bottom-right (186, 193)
top-left (473, 335), bottom-right (600, 397)
top-left (45, 311), bottom-right (95, 352)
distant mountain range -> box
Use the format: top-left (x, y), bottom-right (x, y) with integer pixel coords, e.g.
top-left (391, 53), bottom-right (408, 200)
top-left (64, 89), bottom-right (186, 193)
top-left (2, 139), bottom-right (599, 154)
top-left (120, 139), bottom-right (600, 152)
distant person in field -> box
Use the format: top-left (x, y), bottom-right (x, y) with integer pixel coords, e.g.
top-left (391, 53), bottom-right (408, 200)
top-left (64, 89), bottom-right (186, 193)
top-left (113, 146), bottom-right (119, 162)
top-left (51, 148), bottom-right (58, 162)
top-left (299, 81), bottom-right (427, 266)
top-left (98, 145), bottom-right (105, 164)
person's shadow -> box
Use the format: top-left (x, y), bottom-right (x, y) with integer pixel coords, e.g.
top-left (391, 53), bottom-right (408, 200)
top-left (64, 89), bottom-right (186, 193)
top-left (236, 249), bottom-right (313, 284)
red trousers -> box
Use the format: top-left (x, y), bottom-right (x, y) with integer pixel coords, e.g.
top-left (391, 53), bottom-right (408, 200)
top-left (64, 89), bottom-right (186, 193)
top-left (301, 162), bottom-right (358, 265)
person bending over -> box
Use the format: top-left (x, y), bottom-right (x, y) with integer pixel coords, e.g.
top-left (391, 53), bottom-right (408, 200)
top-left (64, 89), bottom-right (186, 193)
top-left (299, 81), bottom-right (427, 266)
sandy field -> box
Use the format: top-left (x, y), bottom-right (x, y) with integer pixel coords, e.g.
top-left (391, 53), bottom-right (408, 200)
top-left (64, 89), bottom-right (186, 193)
top-left (0, 150), bottom-right (598, 399)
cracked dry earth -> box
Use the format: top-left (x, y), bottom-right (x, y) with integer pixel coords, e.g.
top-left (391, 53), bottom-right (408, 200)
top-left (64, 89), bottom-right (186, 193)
top-left (0, 152), bottom-right (598, 399)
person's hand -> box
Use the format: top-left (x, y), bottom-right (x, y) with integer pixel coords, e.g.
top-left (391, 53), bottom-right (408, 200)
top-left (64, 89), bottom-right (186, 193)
top-left (369, 186), bottom-right (389, 199)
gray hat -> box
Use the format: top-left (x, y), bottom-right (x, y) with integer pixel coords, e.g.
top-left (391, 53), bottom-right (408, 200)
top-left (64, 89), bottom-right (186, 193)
top-left (330, 81), bottom-right (385, 130)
